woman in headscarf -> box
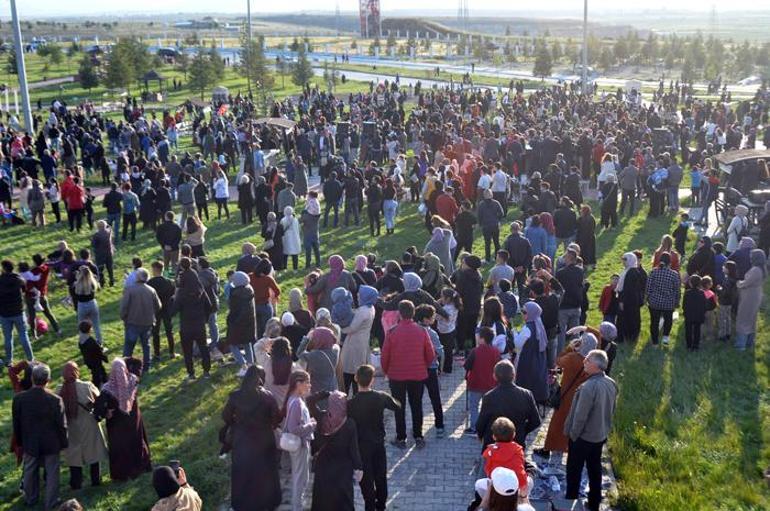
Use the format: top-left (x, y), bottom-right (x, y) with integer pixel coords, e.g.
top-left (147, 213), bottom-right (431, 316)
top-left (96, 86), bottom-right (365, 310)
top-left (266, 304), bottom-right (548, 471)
top-left (308, 391), bottom-right (363, 511)
top-left (139, 179), bottom-right (158, 230)
top-left (511, 301), bottom-right (548, 403)
top-left (420, 252), bottom-right (450, 298)
top-left (539, 212), bottom-right (557, 263)
top-left (382, 177), bottom-right (399, 234)
top-left (183, 215), bottom-right (207, 257)
top-left (227, 271), bottom-right (257, 377)
top-left (297, 325), bottom-right (340, 396)
top-left (93, 358), bottom-right (152, 481)
top-left (58, 361), bottom-right (108, 489)
top-left (306, 255), bottom-right (357, 310)
top-left (539, 332), bottom-right (596, 464)
top-left (255, 335), bottom-right (297, 406)
top-left (575, 204), bottom-right (597, 267)
top-left (262, 211), bottom-right (284, 271)
top-left (734, 249), bottom-right (767, 350)
top-left (352, 254), bottom-right (377, 289)
top-left (424, 216), bottom-right (455, 275)
top-left (726, 204), bottom-right (749, 253)
top-left (288, 288), bottom-right (315, 331)
top-left (221, 365), bottom-right (281, 511)
top-left (339, 286), bottom-right (378, 394)
top-left (728, 236), bottom-right (756, 279)
top-left (284, 370), bottom-right (316, 511)
top-left (171, 257), bottom-right (213, 380)
top-left (686, 236), bottom-right (716, 280)
top-left (254, 175), bottom-right (273, 226)
top-left (616, 252), bottom-right (643, 343)
top-left (282, 206), bottom-right (302, 270)
top-left (237, 173), bottom-right (255, 225)
top-left (150, 465), bottom-right (202, 511)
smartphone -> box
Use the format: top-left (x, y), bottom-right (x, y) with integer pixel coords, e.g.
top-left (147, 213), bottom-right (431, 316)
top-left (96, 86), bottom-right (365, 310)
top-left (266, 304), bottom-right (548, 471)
top-left (169, 459), bottom-right (180, 475)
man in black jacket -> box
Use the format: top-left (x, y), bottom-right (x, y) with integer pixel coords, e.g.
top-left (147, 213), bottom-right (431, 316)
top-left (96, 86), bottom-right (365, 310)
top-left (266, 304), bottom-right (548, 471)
top-left (322, 171), bottom-right (343, 228)
top-left (156, 211), bottom-right (182, 274)
top-left (555, 249), bottom-right (585, 353)
top-left (0, 259), bottom-right (33, 363)
top-left (102, 182), bottom-right (123, 241)
top-left (477, 189), bottom-right (505, 262)
top-left (476, 360), bottom-right (541, 448)
top-left (12, 363), bottom-right (68, 509)
top-left (503, 222), bottom-right (533, 297)
top-left (553, 198), bottom-right (578, 251)
top-left (148, 261), bottom-right (176, 360)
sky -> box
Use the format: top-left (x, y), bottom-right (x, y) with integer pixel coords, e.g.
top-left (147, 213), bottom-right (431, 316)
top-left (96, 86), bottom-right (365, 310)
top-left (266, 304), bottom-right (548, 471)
top-left (7, 0), bottom-right (768, 17)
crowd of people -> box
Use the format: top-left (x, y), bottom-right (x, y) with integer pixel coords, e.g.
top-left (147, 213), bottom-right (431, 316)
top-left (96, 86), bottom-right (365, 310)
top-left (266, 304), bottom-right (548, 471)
top-left (2, 77), bottom-right (769, 511)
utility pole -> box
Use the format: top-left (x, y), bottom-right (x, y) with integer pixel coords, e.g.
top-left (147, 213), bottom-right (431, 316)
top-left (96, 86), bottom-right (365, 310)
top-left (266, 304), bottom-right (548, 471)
top-left (246, 0), bottom-right (252, 94)
top-left (10, 0), bottom-right (33, 132)
top-left (581, 0), bottom-right (588, 95)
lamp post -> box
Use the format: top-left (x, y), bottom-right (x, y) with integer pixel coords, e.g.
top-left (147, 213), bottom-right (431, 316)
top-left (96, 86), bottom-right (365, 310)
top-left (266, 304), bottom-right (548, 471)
top-left (245, 0), bottom-right (252, 94)
top-left (10, 0), bottom-right (33, 132)
top-left (581, 0), bottom-right (588, 95)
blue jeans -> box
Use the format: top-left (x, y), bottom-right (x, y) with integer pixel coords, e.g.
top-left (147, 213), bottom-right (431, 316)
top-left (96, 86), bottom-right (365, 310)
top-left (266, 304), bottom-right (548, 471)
top-left (77, 300), bottom-right (102, 344)
top-left (255, 303), bottom-right (273, 339)
top-left (558, 307), bottom-right (582, 353)
top-left (106, 213), bottom-right (121, 241)
top-left (230, 342), bottom-right (255, 366)
top-left (123, 323), bottom-right (152, 372)
top-left (1, 314), bottom-right (33, 363)
top-left (207, 313), bottom-right (219, 346)
top-left (734, 333), bottom-right (755, 350)
top-left (468, 390), bottom-right (483, 430)
top-left (383, 199), bottom-right (398, 229)
top-left (667, 186), bottom-right (680, 211)
top-left (304, 234), bottom-right (320, 268)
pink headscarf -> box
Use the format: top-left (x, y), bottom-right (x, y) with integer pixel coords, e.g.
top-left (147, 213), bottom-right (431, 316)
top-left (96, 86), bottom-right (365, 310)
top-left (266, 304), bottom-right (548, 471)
top-left (102, 358), bottom-right (138, 414)
top-left (327, 255), bottom-right (345, 288)
top-left (320, 390), bottom-right (348, 436)
top-left (539, 212), bottom-right (555, 236)
top-left (355, 254), bottom-right (368, 272)
top-left (308, 326), bottom-right (337, 351)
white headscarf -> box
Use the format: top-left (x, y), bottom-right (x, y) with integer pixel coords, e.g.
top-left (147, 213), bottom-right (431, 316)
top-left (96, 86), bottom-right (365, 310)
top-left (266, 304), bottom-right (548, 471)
top-left (615, 252), bottom-right (638, 293)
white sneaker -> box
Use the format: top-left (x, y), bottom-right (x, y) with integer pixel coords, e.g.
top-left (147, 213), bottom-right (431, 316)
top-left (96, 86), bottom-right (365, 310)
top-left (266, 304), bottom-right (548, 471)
top-left (662, 336), bottom-right (670, 346)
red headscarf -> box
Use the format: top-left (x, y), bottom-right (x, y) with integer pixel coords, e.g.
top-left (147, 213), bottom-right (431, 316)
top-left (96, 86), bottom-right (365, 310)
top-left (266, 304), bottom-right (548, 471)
top-left (327, 255), bottom-right (345, 288)
top-left (308, 326), bottom-right (337, 351)
top-left (320, 390), bottom-right (348, 436)
top-left (60, 361), bottom-right (80, 420)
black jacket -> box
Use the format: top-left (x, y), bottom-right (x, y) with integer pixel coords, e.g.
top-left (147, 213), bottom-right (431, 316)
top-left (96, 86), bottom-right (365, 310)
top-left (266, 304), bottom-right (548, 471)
top-left (0, 272), bottom-right (25, 317)
top-left (102, 190), bottom-right (123, 214)
top-left (683, 288), bottom-right (707, 323)
top-left (156, 221), bottom-right (182, 250)
top-left (476, 382), bottom-right (541, 448)
top-left (503, 234), bottom-right (533, 270)
top-left (555, 264), bottom-right (584, 309)
top-left (553, 206), bottom-right (578, 239)
top-left (12, 387), bottom-right (68, 456)
top-left (323, 178), bottom-right (343, 203)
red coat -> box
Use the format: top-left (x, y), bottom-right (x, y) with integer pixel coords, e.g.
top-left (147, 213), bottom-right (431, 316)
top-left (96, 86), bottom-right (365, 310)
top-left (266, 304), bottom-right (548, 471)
top-left (435, 193), bottom-right (459, 224)
top-left (382, 319), bottom-right (435, 381)
top-left (465, 343), bottom-right (500, 392)
top-left (483, 441), bottom-right (528, 490)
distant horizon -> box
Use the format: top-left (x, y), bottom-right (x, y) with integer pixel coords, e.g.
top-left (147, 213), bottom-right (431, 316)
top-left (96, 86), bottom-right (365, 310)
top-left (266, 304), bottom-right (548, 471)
top-left (4, 2), bottom-right (770, 19)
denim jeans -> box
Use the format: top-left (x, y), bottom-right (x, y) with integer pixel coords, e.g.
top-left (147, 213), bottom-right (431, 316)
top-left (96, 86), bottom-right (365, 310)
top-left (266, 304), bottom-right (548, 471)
top-left (304, 234), bottom-right (320, 268)
top-left (230, 342), bottom-right (255, 366)
top-left (468, 390), bottom-right (483, 431)
top-left (734, 332), bottom-right (756, 350)
top-left (1, 314), bottom-right (33, 363)
top-left (558, 307), bottom-right (582, 353)
top-left (106, 213), bottom-right (121, 241)
top-left (667, 186), bottom-right (680, 211)
top-left (207, 313), bottom-right (219, 346)
top-left (255, 303), bottom-right (273, 338)
top-left (383, 199), bottom-right (398, 229)
top-left (123, 323), bottom-right (152, 372)
top-left (77, 300), bottom-right (103, 344)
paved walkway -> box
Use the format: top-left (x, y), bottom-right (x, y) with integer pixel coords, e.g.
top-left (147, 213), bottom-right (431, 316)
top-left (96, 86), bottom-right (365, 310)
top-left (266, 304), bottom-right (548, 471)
top-left (218, 360), bottom-right (617, 511)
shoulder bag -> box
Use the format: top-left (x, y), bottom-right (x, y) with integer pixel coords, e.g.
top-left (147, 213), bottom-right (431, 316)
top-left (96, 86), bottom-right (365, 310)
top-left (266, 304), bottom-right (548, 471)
top-left (279, 398), bottom-right (302, 453)
top-left (547, 368), bottom-right (584, 410)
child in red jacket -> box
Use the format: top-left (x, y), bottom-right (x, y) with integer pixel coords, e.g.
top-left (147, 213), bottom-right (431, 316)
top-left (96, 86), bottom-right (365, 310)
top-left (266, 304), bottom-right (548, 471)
top-left (598, 274), bottom-right (619, 324)
top-left (472, 417), bottom-right (529, 504)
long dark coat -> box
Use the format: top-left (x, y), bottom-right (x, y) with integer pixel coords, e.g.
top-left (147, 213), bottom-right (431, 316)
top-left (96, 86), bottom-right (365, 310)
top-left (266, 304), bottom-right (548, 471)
top-left (311, 418), bottom-right (362, 511)
top-left (93, 391), bottom-right (152, 481)
top-left (222, 387), bottom-right (281, 511)
top-left (515, 321), bottom-right (549, 403)
top-left (226, 285), bottom-right (257, 346)
top-left (575, 214), bottom-right (597, 265)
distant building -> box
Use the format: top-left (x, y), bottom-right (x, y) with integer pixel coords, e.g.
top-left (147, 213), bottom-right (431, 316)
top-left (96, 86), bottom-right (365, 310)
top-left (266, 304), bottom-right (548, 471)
top-left (173, 18), bottom-right (220, 30)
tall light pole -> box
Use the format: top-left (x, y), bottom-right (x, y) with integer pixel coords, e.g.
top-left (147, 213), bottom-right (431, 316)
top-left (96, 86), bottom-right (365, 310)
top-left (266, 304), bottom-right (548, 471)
top-left (581, 0), bottom-right (588, 95)
top-left (10, 0), bottom-right (33, 132)
top-left (245, 0), bottom-right (252, 94)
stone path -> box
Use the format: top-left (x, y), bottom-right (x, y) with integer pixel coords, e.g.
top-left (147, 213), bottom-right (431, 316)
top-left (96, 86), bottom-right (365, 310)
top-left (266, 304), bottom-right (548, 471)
top-left (219, 357), bottom-right (617, 511)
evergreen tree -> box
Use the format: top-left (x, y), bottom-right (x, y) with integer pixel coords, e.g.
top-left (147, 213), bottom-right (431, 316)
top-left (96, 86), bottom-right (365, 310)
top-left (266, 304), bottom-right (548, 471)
top-left (533, 41), bottom-right (553, 79)
top-left (387, 31), bottom-right (397, 49)
top-left (292, 44), bottom-right (314, 87)
top-left (207, 44), bottom-right (224, 77)
top-left (7, 47), bottom-right (17, 75)
top-left (240, 34), bottom-right (274, 92)
top-left (188, 51), bottom-right (214, 100)
top-left (78, 55), bottom-right (99, 90)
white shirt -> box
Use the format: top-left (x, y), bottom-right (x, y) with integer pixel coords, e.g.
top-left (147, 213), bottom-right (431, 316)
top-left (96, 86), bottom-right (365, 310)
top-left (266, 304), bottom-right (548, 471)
top-left (491, 170), bottom-right (508, 193)
top-left (477, 174), bottom-right (492, 190)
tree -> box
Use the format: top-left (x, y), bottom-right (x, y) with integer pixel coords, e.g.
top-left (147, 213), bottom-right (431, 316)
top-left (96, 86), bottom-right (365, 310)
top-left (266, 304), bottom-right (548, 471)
top-left (207, 44), bottom-right (224, 77)
top-left (533, 41), bottom-right (553, 79)
top-left (188, 51), bottom-right (214, 100)
top-left (67, 41), bottom-right (80, 58)
top-left (240, 35), bottom-right (274, 93)
top-left (176, 48), bottom-right (190, 79)
top-left (350, 39), bottom-right (358, 49)
top-left (369, 37), bottom-right (380, 56)
top-left (104, 38), bottom-right (150, 92)
top-left (387, 31), bottom-right (397, 49)
top-left (613, 37), bottom-right (628, 62)
top-left (292, 44), bottom-right (314, 88)
top-left (505, 25), bottom-right (512, 37)
top-left (7, 47), bottom-right (17, 75)
top-left (599, 46), bottom-right (614, 71)
top-left (551, 41), bottom-right (562, 62)
top-left (77, 55), bottom-right (99, 91)
top-left (290, 37), bottom-right (300, 52)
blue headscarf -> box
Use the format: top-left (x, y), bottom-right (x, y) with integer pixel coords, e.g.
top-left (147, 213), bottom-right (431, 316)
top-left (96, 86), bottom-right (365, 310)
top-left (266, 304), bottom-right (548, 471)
top-left (358, 285), bottom-right (378, 307)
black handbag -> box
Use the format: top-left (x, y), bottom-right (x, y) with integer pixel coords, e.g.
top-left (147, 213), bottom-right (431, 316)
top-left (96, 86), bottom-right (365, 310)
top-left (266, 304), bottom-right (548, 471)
top-left (547, 369), bottom-right (584, 410)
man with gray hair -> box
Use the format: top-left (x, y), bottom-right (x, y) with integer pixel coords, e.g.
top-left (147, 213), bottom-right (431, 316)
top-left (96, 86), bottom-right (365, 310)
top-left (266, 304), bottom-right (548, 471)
top-left (564, 349), bottom-right (618, 511)
top-left (120, 268), bottom-right (161, 373)
top-left (12, 363), bottom-right (68, 509)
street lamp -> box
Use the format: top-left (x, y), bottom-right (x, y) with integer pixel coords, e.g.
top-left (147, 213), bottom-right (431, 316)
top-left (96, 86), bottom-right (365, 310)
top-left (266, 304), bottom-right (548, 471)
top-left (581, 0), bottom-right (588, 95)
top-left (10, 0), bottom-right (33, 132)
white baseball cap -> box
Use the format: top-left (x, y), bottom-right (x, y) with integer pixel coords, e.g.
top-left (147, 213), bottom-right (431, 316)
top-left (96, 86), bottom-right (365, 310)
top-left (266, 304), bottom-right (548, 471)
top-left (491, 467), bottom-right (519, 496)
